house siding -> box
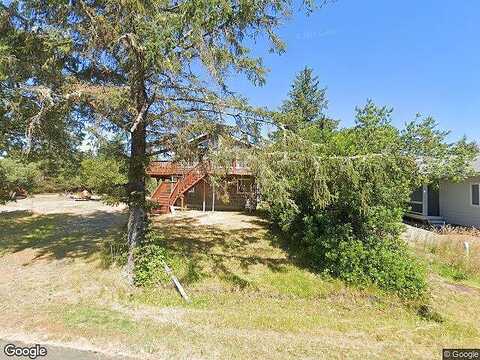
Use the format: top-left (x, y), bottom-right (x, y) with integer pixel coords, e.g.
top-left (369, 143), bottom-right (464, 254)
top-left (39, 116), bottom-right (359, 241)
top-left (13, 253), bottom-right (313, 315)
top-left (439, 176), bottom-right (480, 227)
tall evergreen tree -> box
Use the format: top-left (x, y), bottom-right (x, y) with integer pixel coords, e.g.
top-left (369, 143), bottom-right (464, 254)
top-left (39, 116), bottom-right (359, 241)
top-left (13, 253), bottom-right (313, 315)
top-left (280, 66), bottom-right (329, 131)
top-left (0, 0), bottom-right (322, 279)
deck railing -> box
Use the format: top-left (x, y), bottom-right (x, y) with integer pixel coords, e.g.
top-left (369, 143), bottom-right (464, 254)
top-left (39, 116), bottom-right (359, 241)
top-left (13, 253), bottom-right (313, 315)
top-left (168, 162), bottom-right (210, 206)
top-left (148, 160), bottom-right (251, 177)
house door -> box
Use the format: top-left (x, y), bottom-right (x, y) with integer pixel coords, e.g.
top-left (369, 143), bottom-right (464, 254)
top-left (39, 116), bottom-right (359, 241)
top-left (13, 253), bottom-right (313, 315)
top-left (427, 185), bottom-right (440, 217)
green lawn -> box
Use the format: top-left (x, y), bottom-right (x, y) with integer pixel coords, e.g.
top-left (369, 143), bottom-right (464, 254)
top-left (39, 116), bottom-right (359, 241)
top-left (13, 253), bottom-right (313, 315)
top-left (0, 210), bottom-right (479, 359)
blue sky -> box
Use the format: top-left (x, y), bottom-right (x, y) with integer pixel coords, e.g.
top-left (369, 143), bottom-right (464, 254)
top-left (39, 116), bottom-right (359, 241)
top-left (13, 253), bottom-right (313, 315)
top-left (230, 0), bottom-right (479, 142)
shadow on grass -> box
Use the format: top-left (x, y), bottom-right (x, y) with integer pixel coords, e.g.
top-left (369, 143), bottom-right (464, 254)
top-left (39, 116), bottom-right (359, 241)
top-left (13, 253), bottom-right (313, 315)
top-left (151, 214), bottom-right (290, 286)
top-left (0, 210), bottom-right (126, 265)
top-left (266, 226), bottom-right (312, 266)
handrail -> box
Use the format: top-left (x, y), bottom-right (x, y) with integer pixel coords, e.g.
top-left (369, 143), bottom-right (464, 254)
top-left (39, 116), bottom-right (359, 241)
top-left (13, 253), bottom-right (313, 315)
top-left (168, 162), bottom-right (209, 206)
top-left (148, 160), bottom-right (251, 177)
top-left (151, 181), bottom-right (171, 199)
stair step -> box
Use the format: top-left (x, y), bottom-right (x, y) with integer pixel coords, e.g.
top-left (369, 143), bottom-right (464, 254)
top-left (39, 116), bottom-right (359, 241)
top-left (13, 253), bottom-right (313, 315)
top-left (153, 164), bottom-right (207, 212)
top-left (428, 218), bottom-right (445, 223)
top-left (427, 218), bottom-right (446, 228)
top-left (155, 195), bottom-right (170, 199)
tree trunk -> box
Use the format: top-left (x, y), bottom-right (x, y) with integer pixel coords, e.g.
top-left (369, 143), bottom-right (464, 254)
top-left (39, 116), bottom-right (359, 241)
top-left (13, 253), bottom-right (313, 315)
top-left (126, 120), bottom-right (147, 282)
top-left (126, 61), bottom-right (148, 282)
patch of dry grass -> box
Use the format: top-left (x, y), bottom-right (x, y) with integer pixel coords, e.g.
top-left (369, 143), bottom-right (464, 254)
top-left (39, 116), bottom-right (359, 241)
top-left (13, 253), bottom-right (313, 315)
top-left (1, 210), bottom-right (480, 359)
top-left (435, 224), bottom-right (480, 237)
top-left (410, 227), bottom-right (480, 287)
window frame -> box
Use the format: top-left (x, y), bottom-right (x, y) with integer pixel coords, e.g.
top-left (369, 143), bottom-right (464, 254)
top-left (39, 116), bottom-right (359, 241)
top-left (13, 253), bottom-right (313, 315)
top-left (471, 183), bottom-right (480, 207)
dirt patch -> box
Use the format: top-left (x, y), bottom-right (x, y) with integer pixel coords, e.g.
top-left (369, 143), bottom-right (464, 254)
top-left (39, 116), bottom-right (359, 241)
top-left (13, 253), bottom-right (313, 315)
top-left (443, 282), bottom-right (479, 294)
top-left (155, 210), bottom-right (269, 230)
top-left (0, 194), bottom-right (127, 216)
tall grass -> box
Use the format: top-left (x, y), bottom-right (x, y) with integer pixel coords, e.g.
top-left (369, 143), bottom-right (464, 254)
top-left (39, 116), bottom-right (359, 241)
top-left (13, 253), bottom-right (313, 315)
top-left (413, 230), bottom-right (480, 285)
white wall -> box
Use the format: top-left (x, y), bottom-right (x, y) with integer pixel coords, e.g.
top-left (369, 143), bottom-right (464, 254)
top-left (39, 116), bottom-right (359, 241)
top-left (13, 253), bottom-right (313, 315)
top-left (439, 176), bottom-right (480, 227)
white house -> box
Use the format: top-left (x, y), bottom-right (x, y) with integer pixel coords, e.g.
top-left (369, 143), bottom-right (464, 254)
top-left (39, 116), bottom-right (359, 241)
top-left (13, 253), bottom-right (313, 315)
top-left (407, 157), bottom-right (480, 227)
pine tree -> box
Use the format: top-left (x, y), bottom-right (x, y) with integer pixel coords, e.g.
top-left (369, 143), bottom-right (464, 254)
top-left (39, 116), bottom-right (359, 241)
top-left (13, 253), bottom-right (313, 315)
top-left (280, 66), bottom-right (328, 130)
top-left (0, 0), bottom-right (319, 280)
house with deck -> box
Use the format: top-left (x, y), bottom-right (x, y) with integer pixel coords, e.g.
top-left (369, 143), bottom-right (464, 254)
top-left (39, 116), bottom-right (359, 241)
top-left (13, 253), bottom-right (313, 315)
top-left (147, 133), bottom-right (256, 214)
top-left (407, 157), bottom-right (480, 227)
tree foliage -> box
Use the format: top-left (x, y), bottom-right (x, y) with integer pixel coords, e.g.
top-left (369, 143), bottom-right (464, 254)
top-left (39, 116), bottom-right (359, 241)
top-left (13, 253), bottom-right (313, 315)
top-left (253, 97), bottom-right (478, 299)
top-left (0, 0), bottom-right (319, 278)
top-left (0, 3), bottom-right (84, 158)
top-left (272, 67), bottom-right (337, 144)
top-left (0, 157), bottom-right (41, 203)
top-left (80, 156), bottom-right (127, 201)
top-left (281, 66), bottom-right (328, 127)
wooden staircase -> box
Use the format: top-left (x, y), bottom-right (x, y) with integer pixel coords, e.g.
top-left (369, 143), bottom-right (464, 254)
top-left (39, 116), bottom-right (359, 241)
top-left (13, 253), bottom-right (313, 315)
top-left (151, 162), bottom-right (209, 214)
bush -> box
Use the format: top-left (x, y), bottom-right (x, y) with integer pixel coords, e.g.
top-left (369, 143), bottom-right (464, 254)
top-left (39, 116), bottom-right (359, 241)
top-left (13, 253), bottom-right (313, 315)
top-left (34, 174), bottom-right (83, 193)
top-left (100, 227), bottom-right (172, 287)
top-left (302, 215), bottom-right (427, 300)
top-left (0, 158), bottom-right (42, 202)
top-left (133, 232), bottom-right (170, 287)
top-left (79, 156), bottom-right (127, 203)
top-left (255, 133), bottom-right (428, 299)
top-left (101, 231), bottom-right (129, 268)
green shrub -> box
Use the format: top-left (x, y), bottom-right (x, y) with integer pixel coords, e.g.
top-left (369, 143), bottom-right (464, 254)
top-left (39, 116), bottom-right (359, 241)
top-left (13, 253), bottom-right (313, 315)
top-left (0, 158), bottom-right (42, 202)
top-left (100, 225), bottom-right (172, 287)
top-left (80, 156), bottom-right (127, 201)
top-left (255, 142), bottom-right (430, 300)
top-left (302, 215), bottom-right (427, 300)
top-left (34, 175), bottom-right (83, 193)
top-left (133, 243), bottom-right (170, 287)
top-left (133, 232), bottom-right (170, 287)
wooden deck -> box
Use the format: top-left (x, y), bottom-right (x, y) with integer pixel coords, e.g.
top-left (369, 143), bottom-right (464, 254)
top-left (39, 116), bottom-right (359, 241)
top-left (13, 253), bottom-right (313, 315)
top-left (146, 161), bottom-right (187, 176)
top-left (147, 160), bottom-right (252, 177)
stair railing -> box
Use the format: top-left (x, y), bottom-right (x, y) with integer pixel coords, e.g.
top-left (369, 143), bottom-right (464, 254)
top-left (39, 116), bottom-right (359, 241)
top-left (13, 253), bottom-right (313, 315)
top-left (168, 162), bottom-right (209, 206)
top-left (151, 181), bottom-right (172, 200)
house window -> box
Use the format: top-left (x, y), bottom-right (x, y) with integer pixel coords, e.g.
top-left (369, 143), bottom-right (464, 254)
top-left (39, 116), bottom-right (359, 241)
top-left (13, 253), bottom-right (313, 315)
top-left (472, 184), bottom-right (480, 206)
top-left (409, 187), bottom-right (424, 214)
top-left (237, 178), bottom-right (253, 194)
